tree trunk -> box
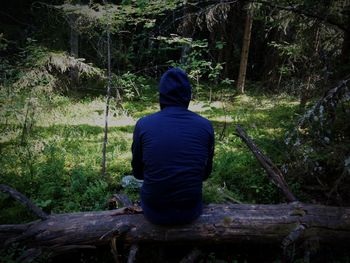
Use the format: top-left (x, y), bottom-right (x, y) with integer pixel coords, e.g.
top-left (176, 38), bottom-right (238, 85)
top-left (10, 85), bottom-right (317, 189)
top-left (299, 24), bottom-right (321, 110)
top-left (340, 6), bottom-right (350, 67)
top-left (236, 7), bottom-right (253, 94)
top-left (69, 14), bottom-right (79, 87)
top-left (341, 30), bottom-right (350, 65)
top-left (221, 5), bottom-right (242, 80)
top-left (179, 1), bottom-right (194, 65)
top-left (101, 26), bottom-right (112, 177)
top-left (1, 203), bottom-right (350, 252)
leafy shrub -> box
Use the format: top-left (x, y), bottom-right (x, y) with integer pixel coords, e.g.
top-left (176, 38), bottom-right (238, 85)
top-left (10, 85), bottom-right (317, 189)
top-left (113, 72), bottom-right (151, 101)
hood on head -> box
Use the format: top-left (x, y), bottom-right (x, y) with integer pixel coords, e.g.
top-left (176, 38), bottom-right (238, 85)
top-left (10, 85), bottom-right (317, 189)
top-left (159, 67), bottom-right (192, 109)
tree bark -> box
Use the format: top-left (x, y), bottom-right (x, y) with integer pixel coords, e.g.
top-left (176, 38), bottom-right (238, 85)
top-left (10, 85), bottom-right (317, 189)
top-left (1, 203), bottom-right (350, 252)
top-left (236, 7), bottom-right (253, 94)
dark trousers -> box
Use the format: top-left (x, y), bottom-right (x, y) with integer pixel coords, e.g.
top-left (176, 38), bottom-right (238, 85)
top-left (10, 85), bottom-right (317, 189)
top-left (141, 198), bottom-right (202, 225)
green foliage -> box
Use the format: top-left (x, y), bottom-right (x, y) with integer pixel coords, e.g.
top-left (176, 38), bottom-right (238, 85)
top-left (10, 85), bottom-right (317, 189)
top-left (202, 92), bottom-right (301, 203)
top-left (260, 0), bottom-right (345, 97)
top-left (159, 36), bottom-right (231, 98)
top-left (0, 87), bottom-right (129, 223)
top-left (1, 75), bottom-right (302, 224)
top-left (167, 38), bottom-right (219, 82)
top-left (57, 0), bottom-right (182, 32)
top-left (113, 72), bottom-right (152, 100)
top-left (268, 41), bottom-right (302, 77)
top-left (1, 38), bottom-right (103, 97)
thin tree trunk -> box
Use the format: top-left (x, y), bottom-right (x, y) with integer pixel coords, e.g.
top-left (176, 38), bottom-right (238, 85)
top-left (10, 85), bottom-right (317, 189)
top-left (179, 1), bottom-right (194, 65)
top-left (102, 27), bottom-right (111, 177)
top-left (340, 6), bottom-right (350, 66)
top-left (236, 7), bottom-right (253, 94)
top-left (69, 15), bottom-right (79, 87)
top-left (341, 31), bottom-right (350, 65)
top-left (300, 25), bottom-right (321, 110)
top-left (223, 8), bottom-right (236, 79)
top-left (70, 18), bottom-right (79, 60)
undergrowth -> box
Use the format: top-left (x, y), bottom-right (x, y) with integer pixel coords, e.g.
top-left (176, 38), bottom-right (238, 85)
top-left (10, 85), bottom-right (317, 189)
top-left (0, 41), bottom-right (304, 224)
top-left (0, 79), bottom-right (301, 224)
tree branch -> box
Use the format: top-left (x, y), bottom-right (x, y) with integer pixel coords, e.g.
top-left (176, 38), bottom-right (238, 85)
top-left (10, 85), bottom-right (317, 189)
top-left (0, 184), bottom-right (49, 220)
top-left (254, 0), bottom-right (349, 32)
top-left (127, 244), bottom-right (138, 263)
top-left (235, 125), bottom-right (297, 202)
top-left (179, 248), bottom-right (203, 263)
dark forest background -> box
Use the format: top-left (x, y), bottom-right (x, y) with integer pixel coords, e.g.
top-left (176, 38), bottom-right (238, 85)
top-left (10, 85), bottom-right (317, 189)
top-left (0, 0), bottom-right (350, 262)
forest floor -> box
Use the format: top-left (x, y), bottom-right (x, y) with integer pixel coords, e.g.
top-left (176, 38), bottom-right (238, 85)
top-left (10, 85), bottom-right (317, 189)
top-left (2, 86), bottom-right (350, 262)
top-left (0, 85), bottom-right (303, 225)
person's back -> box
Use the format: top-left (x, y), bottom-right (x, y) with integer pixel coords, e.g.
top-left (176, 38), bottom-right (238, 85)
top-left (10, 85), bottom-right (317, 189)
top-left (131, 68), bottom-right (214, 225)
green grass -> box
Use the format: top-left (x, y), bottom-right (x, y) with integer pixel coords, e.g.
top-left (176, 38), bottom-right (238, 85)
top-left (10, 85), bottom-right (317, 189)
top-left (0, 85), bottom-right (301, 224)
top-left (199, 93), bottom-right (301, 204)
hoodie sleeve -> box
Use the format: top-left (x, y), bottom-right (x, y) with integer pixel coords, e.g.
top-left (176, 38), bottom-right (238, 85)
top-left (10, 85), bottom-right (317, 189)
top-left (131, 120), bottom-right (144, 180)
top-left (203, 123), bottom-right (214, 181)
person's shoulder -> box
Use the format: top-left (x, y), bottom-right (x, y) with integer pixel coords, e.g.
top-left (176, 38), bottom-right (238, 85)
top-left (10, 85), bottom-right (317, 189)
top-left (135, 111), bottom-right (161, 127)
top-left (188, 111), bottom-right (213, 129)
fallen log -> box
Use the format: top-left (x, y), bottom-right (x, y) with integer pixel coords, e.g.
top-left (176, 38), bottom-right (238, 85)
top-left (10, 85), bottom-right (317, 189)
top-left (1, 202), bottom-right (350, 253)
top-left (1, 126), bottom-right (350, 259)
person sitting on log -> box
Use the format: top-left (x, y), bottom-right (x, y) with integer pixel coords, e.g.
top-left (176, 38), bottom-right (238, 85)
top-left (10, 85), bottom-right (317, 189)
top-left (131, 67), bottom-right (215, 225)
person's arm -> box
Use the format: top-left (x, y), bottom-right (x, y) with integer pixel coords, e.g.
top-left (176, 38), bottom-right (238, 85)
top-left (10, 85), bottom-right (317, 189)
top-left (131, 121), bottom-right (144, 180)
top-left (203, 124), bottom-right (214, 181)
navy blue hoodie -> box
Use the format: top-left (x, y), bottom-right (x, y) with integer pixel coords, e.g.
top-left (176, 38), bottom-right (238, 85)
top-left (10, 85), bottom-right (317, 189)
top-left (131, 68), bottom-right (214, 225)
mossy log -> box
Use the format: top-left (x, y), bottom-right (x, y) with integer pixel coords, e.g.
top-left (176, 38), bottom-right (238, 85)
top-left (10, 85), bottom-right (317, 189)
top-left (1, 203), bottom-right (350, 254)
